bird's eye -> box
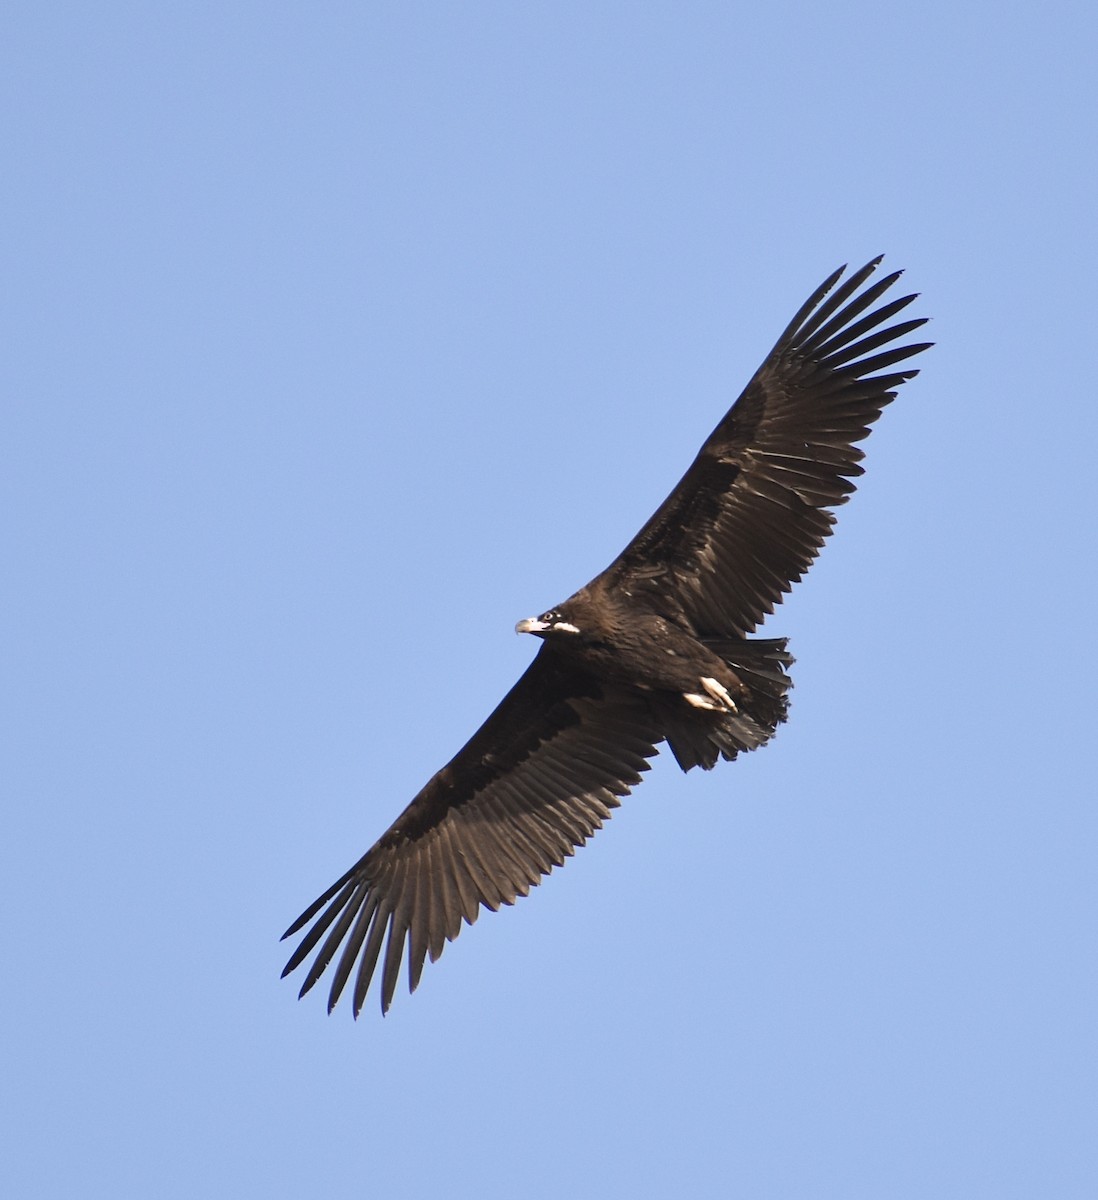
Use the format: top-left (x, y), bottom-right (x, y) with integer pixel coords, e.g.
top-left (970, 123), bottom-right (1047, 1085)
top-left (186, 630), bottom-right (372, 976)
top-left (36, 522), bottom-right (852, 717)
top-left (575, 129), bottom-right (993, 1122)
top-left (542, 610), bottom-right (558, 622)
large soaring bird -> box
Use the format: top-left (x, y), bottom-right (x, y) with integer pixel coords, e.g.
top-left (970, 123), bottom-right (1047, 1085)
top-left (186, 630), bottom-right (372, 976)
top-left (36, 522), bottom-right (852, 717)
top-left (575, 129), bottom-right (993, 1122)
top-left (282, 257), bottom-right (930, 1016)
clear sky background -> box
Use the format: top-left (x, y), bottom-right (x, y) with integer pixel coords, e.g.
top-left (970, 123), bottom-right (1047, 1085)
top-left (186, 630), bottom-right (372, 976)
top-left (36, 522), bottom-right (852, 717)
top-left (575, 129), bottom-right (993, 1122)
top-left (4, 4), bottom-right (1096, 1198)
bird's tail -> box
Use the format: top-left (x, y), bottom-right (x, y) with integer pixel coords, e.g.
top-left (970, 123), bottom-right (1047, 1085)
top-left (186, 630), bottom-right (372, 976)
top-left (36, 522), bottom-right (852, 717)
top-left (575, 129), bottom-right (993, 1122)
top-left (661, 637), bottom-right (794, 771)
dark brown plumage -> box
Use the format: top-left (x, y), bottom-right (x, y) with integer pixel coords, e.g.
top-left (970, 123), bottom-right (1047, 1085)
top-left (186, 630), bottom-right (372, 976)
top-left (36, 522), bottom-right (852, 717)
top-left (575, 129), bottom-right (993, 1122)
top-left (282, 256), bottom-right (931, 1015)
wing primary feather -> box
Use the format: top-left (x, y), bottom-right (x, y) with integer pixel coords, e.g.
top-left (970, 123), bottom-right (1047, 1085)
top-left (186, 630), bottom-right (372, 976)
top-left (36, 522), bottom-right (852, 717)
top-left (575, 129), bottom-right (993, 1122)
top-left (833, 341), bottom-right (932, 379)
top-left (798, 272), bottom-right (905, 353)
top-left (409, 836), bottom-right (439, 985)
top-left (819, 318), bottom-right (930, 371)
top-left (363, 853), bottom-right (410, 1015)
top-left (281, 877), bottom-right (357, 979)
top-left (770, 262), bottom-right (848, 349)
top-left (790, 256), bottom-right (884, 343)
top-left (352, 892), bottom-right (394, 1018)
top-left (809, 290), bottom-right (916, 358)
top-left (835, 368), bottom-right (921, 397)
top-left (299, 881), bottom-right (367, 999)
top-left (327, 889), bottom-right (381, 1012)
top-left (409, 838), bottom-right (439, 993)
top-left (381, 880), bottom-right (414, 1015)
top-left (281, 863), bottom-right (360, 940)
top-left (406, 873), bottom-right (429, 996)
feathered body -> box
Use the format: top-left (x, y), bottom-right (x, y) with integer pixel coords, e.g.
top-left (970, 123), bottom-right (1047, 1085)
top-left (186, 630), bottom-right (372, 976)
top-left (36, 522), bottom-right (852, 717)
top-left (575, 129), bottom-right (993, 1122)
top-left (517, 580), bottom-right (793, 770)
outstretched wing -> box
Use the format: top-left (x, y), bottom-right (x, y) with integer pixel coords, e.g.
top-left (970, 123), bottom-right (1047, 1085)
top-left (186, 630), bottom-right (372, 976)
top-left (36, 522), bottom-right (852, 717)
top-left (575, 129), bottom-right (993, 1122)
top-left (603, 257), bottom-right (931, 635)
top-left (281, 648), bottom-right (662, 1015)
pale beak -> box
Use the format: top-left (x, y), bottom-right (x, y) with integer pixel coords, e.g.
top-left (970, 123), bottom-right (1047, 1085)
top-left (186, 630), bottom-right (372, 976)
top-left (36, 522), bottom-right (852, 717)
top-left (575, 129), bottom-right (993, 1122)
top-left (515, 617), bottom-right (550, 635)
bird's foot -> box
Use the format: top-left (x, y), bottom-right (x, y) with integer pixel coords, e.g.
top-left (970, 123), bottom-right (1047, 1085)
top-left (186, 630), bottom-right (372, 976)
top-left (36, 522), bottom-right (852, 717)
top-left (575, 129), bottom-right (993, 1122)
top-left (684, 677), bottom-right (739, 712)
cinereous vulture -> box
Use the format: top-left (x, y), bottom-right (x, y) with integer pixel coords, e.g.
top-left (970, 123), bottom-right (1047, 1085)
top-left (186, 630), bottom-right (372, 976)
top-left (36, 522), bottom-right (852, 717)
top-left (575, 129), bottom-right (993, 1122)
top-left (281, 256), bottom-right (930, 1015)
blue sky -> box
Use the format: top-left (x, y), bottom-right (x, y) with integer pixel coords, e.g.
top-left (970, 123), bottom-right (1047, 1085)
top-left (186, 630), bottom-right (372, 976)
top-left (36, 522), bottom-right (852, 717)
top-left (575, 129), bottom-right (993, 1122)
top-left (4, 4), bottom-right (1096, 1197)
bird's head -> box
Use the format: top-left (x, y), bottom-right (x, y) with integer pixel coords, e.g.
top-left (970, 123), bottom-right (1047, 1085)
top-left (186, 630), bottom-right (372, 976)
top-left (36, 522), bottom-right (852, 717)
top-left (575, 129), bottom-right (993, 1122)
top-left (515, 607), bottom-right (581, 639)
